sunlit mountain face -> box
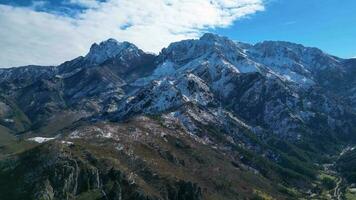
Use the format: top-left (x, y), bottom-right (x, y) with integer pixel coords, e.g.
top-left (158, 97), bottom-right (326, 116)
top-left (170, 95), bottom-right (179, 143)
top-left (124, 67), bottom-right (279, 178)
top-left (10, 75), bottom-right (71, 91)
top-left (0, 33), bottom-right (355, 199)
top-left (0, 0), bottom-right (356, 199)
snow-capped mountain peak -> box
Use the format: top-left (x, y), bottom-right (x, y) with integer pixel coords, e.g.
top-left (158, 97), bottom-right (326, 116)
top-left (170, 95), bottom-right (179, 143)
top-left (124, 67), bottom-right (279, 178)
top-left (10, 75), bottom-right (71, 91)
top-left (151, 33), bottom-right (261, 81)
top-left (85, 38), bottom-right (140, 64)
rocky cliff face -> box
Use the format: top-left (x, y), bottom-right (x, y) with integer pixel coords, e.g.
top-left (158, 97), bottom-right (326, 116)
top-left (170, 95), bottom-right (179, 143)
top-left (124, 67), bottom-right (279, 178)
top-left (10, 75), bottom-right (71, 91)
top-left (0, 34), bottom-right (355, 199)
top-left (0, 141), bottom-right (203, 200)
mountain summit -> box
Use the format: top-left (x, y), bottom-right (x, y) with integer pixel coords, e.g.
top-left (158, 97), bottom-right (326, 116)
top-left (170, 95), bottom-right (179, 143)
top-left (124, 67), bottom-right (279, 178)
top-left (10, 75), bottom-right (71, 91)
top-left (0, 34), bottom-right (355, 200)
top-left (85, 39), bottom-right (141, 64)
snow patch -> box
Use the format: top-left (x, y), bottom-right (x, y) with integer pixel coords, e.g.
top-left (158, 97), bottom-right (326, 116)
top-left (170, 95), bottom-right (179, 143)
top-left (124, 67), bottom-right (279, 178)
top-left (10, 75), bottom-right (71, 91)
top-left (69, 130), bottom-right (81, 139)
top-left (61, 141), bottom-right (74, 145)
top-left (28, 137), bottom-right (56, 143)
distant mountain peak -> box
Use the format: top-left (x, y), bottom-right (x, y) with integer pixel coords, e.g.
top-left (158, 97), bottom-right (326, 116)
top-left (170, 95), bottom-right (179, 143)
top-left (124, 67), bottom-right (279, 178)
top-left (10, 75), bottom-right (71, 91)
top-left (0, 33), bottom-right (356, 200)
top-left (85, 38), bottom-right (139, 64)
top-left (200, 33), bottom-right (227, 41)
top-left (160, 33), bottom-right (245, 63)
top-left (199, 33), bottom-right (238, 48)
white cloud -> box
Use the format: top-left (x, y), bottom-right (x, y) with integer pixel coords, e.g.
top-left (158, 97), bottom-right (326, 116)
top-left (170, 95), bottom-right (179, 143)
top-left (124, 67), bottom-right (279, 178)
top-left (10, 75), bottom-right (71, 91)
top-left (0, 0), bottom-right (264, 67)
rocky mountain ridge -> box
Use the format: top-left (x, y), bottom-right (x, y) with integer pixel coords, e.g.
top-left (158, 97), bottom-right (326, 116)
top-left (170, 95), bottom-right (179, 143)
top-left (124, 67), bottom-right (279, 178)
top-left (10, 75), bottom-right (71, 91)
top-left (0, 33), bottom-right (355, 200)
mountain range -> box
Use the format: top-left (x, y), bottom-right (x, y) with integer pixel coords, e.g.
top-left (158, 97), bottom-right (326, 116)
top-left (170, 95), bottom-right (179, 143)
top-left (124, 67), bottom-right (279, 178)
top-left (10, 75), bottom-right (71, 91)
top-left (0, 33), bottom-right (355, 200)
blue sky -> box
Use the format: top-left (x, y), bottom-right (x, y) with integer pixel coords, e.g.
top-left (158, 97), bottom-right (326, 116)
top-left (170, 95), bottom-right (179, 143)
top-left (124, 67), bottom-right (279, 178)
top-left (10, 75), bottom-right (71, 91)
top-left (213, 0), bottom-right (356, 58)
top-left (0, 0), bottom-right (355, 67)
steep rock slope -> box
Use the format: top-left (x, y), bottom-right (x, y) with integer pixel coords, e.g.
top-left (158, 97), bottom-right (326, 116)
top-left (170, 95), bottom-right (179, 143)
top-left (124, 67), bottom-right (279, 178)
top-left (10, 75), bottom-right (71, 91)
top-left (0, 39), bottom-right (156, 134)
top-left (123, 34), bottom-right (355, 142)
top-left (0, 33), bottom-right (355, 199)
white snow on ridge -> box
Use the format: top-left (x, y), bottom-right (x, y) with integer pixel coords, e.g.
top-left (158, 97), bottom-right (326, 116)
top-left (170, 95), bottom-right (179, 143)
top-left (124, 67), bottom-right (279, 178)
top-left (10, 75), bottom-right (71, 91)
top-left (28, 137), bottom-right (56, 143)
top-left (85, 39), bottom-right (140, 64)
top-left (152, 61), bottom-right (176, 77)
top-left (61, 141), bottom-right (74, 145)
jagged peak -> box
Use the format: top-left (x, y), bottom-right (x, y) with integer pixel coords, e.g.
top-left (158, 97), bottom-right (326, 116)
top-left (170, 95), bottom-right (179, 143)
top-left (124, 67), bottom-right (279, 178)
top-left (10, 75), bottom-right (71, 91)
top-left (163, 33), bottom-right (236, 50)
top-left (160, 33), bottom-right (245, 63)
top-left (200, 33), bottom-right (228, 41)
top-left (198, 33), bottom-right (238, 48)
top-left (252, 40), bottom-right (342, 64)
top-left (85, 38), bottom-right (140, 64)
top-left (255, 40), bottom-right (304, 47)
top-left (91, 38), bottom-right (133, 48)
top-left (253, 40), bottom-right (326, 56)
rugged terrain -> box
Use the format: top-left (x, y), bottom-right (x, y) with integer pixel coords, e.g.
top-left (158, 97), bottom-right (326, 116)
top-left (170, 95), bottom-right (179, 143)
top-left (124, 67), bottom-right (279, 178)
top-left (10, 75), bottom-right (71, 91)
top-left (0, 33), bottom-right (355, 199)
